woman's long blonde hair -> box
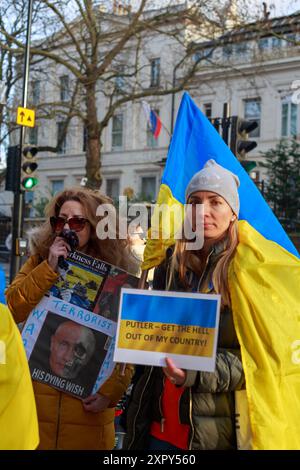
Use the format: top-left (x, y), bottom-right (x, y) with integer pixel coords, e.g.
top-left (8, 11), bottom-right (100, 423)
top-left (168, 219), bottom-right (238, 307)
top-left (28, 186), bottom-right (138, 274)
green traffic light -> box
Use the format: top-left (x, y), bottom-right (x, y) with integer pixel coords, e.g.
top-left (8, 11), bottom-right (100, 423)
top-left (245, 161), bottom-right (256, 172)
top-left (241, 161), bottom-right (256, 173)
top-left (21, 144), bottom-right (39, 191)
top-left (22, 177), bottom-right (39, 190)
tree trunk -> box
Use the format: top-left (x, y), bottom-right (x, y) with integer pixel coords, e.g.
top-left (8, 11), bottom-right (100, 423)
top-left (85, 80), bottom-right (102, 189)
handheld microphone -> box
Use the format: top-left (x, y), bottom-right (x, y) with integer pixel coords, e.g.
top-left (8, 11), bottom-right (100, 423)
top-left (58, 229), bottom-right (79, 270)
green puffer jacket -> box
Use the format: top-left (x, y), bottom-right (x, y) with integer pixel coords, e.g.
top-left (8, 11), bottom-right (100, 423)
top-left (124, 246), bottom-right (245, 450)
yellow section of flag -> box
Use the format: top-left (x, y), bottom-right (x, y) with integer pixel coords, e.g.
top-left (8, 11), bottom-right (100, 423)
top-left (118, 319), bottom-right (215, 357)
top-left (142, 184), bottom-right (184, 270)
top-left (229, 220), bottom-right (300, 450)
top-left (0, 304), bottom-right (39, 450)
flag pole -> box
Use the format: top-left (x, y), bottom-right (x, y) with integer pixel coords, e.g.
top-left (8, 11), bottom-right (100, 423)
top-left (138, 269), bottom-right (148, 289)
top-left (120, 269), bottom-right (148, 376)
top-left (159, 118), bottom-right (171, 137)
top-left (141, 100), bottom-right (171, 137)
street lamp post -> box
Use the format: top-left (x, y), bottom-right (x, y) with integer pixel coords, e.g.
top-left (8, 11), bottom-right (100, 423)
top-left (10, 0), bottom-right (34, 282)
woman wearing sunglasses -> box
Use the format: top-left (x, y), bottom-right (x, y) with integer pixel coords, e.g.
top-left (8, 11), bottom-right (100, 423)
top-left (6, 187), bottom-right (137, 450)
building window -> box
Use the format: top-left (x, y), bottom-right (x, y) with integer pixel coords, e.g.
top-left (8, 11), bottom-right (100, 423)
top-left (28, 127), bottom-right (38, 145)
top-left (147, 109), bottom-right (160, 148)
top-left (57, 122), bottom-right (67, 154)
top-left (32, 80), bottom-right (40, 105)
top-left (194, 50), bottom-right (205, 62)
top-left (271, 37), bottom-right (282, 49)
top-left (112, 114), bottom-right (123, 150)
top-left (194, 48), bottom-right (213, 62)
top-left (60, 75), bottom-right (70, 102)
top-left (281, 98), bottom-right (298, 137)
top-left (25, 191), bottom-right (35, 217)
top-left (150, 58), bottom-right (160, 87)
top-left (244, 99), bottom-right (261, 137)
top-left (286, 33), bottom-right (296, 44)
top-left (222, 44), bottom-right (233, 58)
top-left (235, 42), bottom-right (248, 55)
top-left (51, 179), bottom-right (64, 195)
top-left (141, 176), bottom-right (156, 201)
top-left (115, 65), bottom-right (125, 92)
top-left (106, 178), bottom-right (120, 199)
top-left (258, 37), bottom-right (269, 50)
top-left (203, 103), bottom-right (212, 119)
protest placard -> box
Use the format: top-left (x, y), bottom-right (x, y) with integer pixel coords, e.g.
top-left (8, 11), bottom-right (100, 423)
top-left (114, 288), bottom-right (221, 371)
top-left (22, 252), bottom-right (138, 398)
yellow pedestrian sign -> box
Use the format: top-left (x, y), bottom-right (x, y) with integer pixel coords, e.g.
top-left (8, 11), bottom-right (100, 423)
top-left (17, 107), bottom-right (35, 128)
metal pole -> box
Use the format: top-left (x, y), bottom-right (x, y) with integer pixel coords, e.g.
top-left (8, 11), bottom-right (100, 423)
top-left (170, 67), bottom-right (176, 136)
top-left (10, 0), bottom-right (34, 282)
top-left (230, 116), bottom-right (238, 156)
top-left (223, 103), bottom-right (230, 118)
top-left (221, 118), bottom-right (231, 145)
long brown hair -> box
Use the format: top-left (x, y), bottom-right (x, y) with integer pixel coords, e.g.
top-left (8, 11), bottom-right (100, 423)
top-left (28, 186), bottom-right (138, 274)
top-left (168, 220), bottom-right (238, 307)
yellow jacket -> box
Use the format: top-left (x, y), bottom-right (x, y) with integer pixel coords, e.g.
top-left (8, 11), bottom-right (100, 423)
top-left (6, 255), bottom-right (133, 450)
top-left (0, 303), bottom-right (39, 449)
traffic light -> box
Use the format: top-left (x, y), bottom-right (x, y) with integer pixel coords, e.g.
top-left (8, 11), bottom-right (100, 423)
top-left (5, 145), bottom-right (20, 192)
top-left (21, 145), bottom-right (39, 190)
top-left (240, 160), bottom-right (257, 173)
top-left (230, 116), bottom-right (258, 159)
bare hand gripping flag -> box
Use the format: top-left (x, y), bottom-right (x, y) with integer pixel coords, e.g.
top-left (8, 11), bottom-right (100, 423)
top-left (142, 92), bottom-right (300, 449)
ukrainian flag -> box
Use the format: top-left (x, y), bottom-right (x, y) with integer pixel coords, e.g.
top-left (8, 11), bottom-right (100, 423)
top-left (0, 304), bottom-right (39, 449)
top-left (142, 92), bottom-right (300, 449)
top-left (143, 92), bottom-right (298, 270)
top-left (229, 220), bottom-right (300, 449)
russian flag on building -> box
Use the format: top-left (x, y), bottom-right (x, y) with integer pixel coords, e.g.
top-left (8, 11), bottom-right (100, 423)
top-left (142, 101), bottom-right (162, 139)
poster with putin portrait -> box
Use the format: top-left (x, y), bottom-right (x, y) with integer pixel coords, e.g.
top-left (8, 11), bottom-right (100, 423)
top-left (22, 251), bottom-right (138, 398)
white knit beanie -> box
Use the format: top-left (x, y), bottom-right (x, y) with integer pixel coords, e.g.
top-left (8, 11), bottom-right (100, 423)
top-left (185, 159), bottom-right (240, 216)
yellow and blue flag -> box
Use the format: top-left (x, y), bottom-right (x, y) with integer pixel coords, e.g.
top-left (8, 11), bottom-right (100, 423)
top-left (142, 92), bottom-right (300, 449)
top-left (142, 92), bottom-right (298, 270)
top-left (229, 220), bottom-right (300, 449)
top-left (0, 266), bottom-right (6, 304)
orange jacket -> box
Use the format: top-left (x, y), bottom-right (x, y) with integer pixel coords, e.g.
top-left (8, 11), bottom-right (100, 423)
top-left (6, 255), bottom-right (133, 450)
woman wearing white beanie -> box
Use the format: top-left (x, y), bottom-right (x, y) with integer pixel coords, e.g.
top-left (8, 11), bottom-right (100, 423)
top-left (125, 156), bottom-right (300, 451)
top-left (125, 159), bottom-right (244, 451)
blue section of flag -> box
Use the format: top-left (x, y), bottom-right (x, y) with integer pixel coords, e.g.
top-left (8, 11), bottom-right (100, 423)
top-left (162, 92), bottom-right (298, 257)
top-left (120, 292), bottom-right (218, 327)
top-left (0, 266), bottom-right (6, 304)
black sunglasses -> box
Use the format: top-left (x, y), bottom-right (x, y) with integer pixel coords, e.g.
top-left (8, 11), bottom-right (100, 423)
top-left (50, 216), bottom-right (89, 233)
